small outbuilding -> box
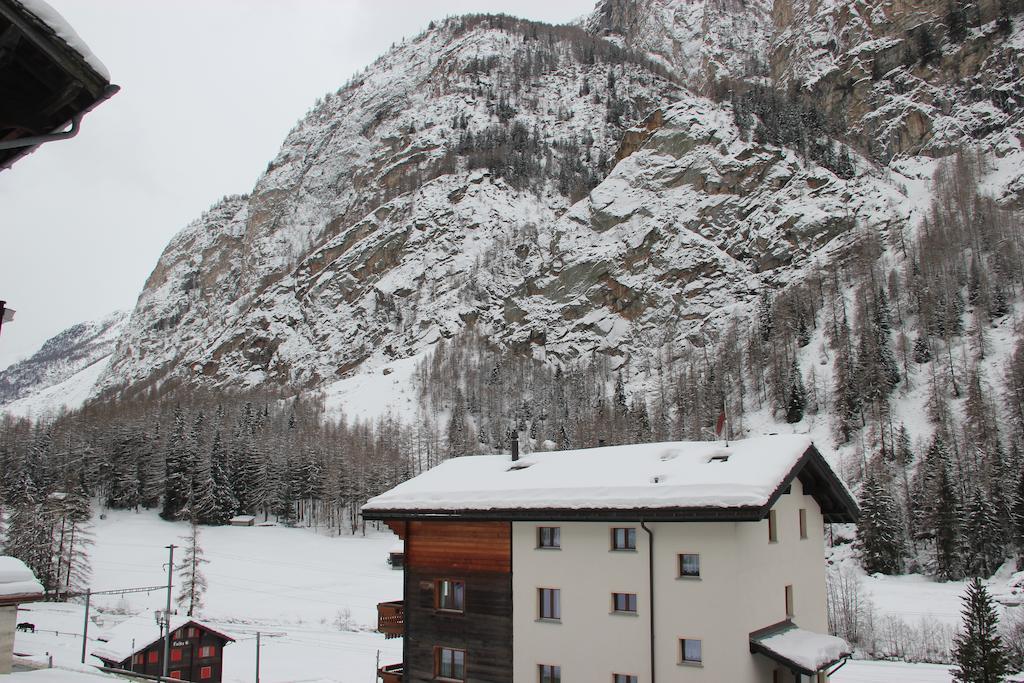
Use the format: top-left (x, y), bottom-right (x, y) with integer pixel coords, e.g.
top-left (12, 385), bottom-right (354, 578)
top-left (228, 515), bottom-right (255, 527)
top-left (92, 616), bottom-right (234, 682)
top-left (0, 556), bottom-right (44, 675)
top-left (386, 541), bottom-right (404, 570)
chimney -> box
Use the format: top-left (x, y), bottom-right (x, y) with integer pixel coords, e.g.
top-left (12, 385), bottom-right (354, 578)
top-left (511, 435), bottom-right (519, 462)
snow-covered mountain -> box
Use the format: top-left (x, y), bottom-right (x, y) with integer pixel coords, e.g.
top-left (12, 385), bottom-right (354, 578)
top-left (12, 0), bottom-right (1024, 410)
top-left (0, 310), bottom-right (127, 417)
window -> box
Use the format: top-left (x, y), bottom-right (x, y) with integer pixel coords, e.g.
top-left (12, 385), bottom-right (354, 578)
top-left (611, 527), bottom-right (636, 550)
top-left (612, 592), bottom-right (637, 613)
top-left (773, 669), bottom-right (784, 683)
top-left (169, 673), bottom-right (181, 681)
top-left (539, 587), bottom-right (561, 620)
top-left (199, 645), bottom-right (216, 658)
top-left (437, 579), bottom-right (465, 612)
top-left (613, 675), bottom-right (638, 683)
top-left (436, 647), bottom-right (466, 681)
top-left (679, 553), bottom-right (700, 578)
top-left (147, 651), bottom-right (158, 664)
top-left (785, 584), bottom-right (794, 617)
top-left (680, 638), bottom-right (702, 664)
top-left (768, 509), bottom-right (778, 542)
top-left (134, 654), bottom-right (144, 666)
top-left (170, 648), bottom-right (182, 663)
top-left (200, 666), bottom-right (212, 680)
top-left (538, 526), bottom-right (561, 548)
top-left (539, 664), bottom-right (561, 682)
top-left (187, 627), bottom-right (199, 638)
top-left (799, 508), bottom-right (808, 539)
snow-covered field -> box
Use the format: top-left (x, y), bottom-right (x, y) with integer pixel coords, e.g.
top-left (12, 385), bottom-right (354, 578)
top-left (12, 510), bottom-right (402, 683)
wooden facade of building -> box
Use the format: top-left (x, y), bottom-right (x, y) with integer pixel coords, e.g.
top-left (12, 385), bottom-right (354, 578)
top-left (94, 620), bottom-right (234, 683)
top-left (384, 520), bottom-right (513, 683)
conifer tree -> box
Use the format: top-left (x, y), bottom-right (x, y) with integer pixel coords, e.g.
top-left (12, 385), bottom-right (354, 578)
top-left (913, 335), bottom-right (932, 363)
top-left (951, 577), bottom-right (1010, 683)
top-left (933, 462), bottom-right (963, 581)
top-left (175, 521), bottom-right (209, 617)
top-left (856, 469), bottom-right (905, 574)
top-left (961, 488), bottom-right (1005, 578)
top-left (162, 406), bottom-right (191, 520)
top-left (786, 358), bottom-right (806, 423)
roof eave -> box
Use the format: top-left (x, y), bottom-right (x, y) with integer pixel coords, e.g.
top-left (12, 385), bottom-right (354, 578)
top-left (361, 505), bottom-right (767, 522)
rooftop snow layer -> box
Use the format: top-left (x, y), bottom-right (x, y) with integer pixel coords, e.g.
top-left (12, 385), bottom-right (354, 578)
top-left (751, 622), bottom-right (850, 674)
top-left (0, 556), bottom-right (44, 599)
top-left (363, 435), bottom-right (814, 513)
top-left (92, 615), bottom-right (234, 664)
top-left (17, 0), bottom-right (111, 80)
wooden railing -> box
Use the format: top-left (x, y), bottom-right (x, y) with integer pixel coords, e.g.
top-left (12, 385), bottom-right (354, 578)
top-left (377, 600), bottom-right (404, 638)
top-left (378, 662), bottom-right (403, 683)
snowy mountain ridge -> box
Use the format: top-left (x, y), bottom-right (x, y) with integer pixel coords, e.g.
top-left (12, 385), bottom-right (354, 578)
top-left (6, 0), bottom-right (1024, 419)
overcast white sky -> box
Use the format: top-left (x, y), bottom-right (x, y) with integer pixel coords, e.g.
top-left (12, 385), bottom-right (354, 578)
top-left (0, 0), bottom-right (596, 370)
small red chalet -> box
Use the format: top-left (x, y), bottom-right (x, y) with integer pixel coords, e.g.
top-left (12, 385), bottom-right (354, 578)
top-left (92, 616), bottom-right (234, 682)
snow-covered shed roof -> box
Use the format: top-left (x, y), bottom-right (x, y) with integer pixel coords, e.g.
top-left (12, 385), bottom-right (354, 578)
top-left (0, 556), bottom-right (44, 604)
top-left (91, 615), bottom-right (234, 665)
top-left (749, 620), bottom-right (850, 675)
top-left (362, 435), bottom-right (857, 522)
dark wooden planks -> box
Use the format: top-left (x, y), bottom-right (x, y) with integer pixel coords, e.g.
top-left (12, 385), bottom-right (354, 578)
top-left (402, 520), bottom-right (513, 683)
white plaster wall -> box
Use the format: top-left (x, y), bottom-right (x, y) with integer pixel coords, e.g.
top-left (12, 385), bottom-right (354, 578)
top-left (0, 605), bottom-right (16, 675)
top-left (512, 480), bottom-right (832, 683)
top-left (512, 522), bottom-right (650, 682)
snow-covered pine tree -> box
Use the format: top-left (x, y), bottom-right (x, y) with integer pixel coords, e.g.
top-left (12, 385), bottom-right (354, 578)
top-left (961, 488), bottom-right (1005, 578)
top-left (162, 406), bottom-right (191, 520)
top-left (209, 430), bottom-right (237, 523)
top-left (951, 577), bottom-right (1010, 682)
top-left (785, 357), bottom-right (806, 424)
top-left (175, 521), bottom-right (209, 617)
top-left (933, 461), bottom-right (963, 581)
top-left (855, 469), bottom-right (905, 574)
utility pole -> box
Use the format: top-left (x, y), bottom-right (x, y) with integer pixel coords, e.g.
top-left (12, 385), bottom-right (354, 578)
top-left (255, 631), bottom-right (261, 683)
top-left (80, 589), bottom-right (91, 663)
top-left (163, 544), bottom-right (176, 679)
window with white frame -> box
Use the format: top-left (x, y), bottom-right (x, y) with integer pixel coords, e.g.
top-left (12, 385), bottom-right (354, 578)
top-left (613, 675), bottom-right (637, 683)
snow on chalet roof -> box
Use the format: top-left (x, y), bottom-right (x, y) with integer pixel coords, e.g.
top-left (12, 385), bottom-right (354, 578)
top-left (363, 435), bottom-right (831, 517)
top-left (750, 621), bottom-right (850, 674)
top-left (0, 556), bottom-right (44, 601)
top-left (17, 0), bottom-right (111, 80)
top-left (92, 615), bottom-right (234, 664)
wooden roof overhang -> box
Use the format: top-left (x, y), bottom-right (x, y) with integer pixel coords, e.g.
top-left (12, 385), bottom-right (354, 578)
top-left (363, 445), bottom-right (859, 524)
top-left (0, 591), bottom-right (44, 606)
top-left (0, 0), bottom-right (117, 170)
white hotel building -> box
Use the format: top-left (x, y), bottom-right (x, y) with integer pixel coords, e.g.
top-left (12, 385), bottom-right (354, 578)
top-left (364, 435), bottom-right (857, 683)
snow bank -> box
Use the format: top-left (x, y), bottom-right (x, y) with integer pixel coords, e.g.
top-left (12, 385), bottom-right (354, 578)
top-left (0, 556), bottom-right (44, 599)
top-left (364, 435), bottom-right (815, 513)
top-left (17, 0), bottom-right (110, 79)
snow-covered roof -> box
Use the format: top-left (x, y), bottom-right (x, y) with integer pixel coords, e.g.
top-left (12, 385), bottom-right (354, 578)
top-left (91, 615), bottom-right (234, 664)
top-left (749, 621), bottom-right (850, 675)
top-left (363, 435), bottom-right (857, 521)
top-left (16, 0), bottom-right (111, 79)
top-left (388, 541), bottom-right (404, 554)
top-left (0, 556), bottom-right (44, 603)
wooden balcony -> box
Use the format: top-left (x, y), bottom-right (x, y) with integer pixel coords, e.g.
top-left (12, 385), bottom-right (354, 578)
top-left (378, 662), bottom-right (403, 683)
top-left (377, 600), bottom-right (404, 638)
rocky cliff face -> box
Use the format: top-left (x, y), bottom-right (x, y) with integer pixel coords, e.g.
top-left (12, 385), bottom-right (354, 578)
top-left (76, 1), bottom-right (1024, 404)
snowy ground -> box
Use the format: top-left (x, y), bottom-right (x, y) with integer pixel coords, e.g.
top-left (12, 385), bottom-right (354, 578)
top-left (832, 659), bottom-right (953, 682)
top-left (12, 510), bottom-right (402, 683)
